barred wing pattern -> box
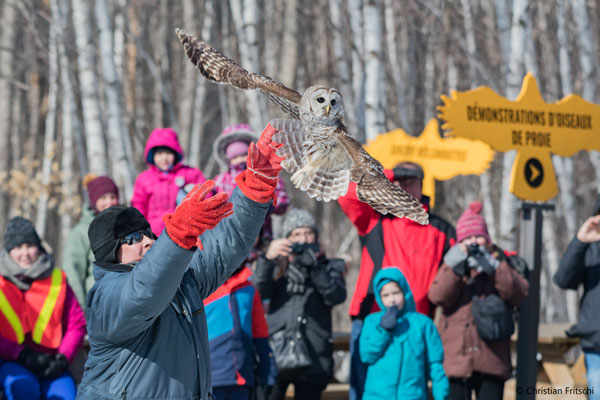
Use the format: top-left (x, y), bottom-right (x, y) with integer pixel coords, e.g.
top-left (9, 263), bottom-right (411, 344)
top-left (175, 29), bottom-right (301, 119)
top-left (336, 132), bottom-right (429, 224)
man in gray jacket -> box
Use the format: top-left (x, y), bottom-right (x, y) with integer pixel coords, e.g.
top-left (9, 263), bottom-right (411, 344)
top-left (76, 125), bottom-right (284, 400)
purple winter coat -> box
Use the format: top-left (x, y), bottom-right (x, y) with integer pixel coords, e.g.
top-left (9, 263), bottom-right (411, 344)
top-left (0, 284), bottom-right (86, 363)
top-left (131, 128), bottom-right (206, 235)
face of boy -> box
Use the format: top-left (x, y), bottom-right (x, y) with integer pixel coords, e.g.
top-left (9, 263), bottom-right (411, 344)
top-left (95, 193), bottom-right (119, 212)
top-left (380, 281), bottom-right (405, 310)
top-left (9, 243), bottom-right (41, 269)
top-left (153, 149), bottom-right (176, 171)
top-left (229, 154), bottom-right (247, 166)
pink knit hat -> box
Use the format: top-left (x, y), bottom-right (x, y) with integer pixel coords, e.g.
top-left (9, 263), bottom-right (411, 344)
top-left (456, 201), bottom-right (492, 243)
top-left (225, 141), bottom-right (250, 160)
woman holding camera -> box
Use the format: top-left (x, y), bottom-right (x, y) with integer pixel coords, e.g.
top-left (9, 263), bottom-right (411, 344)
top-left (254, 208), bottom-right (346, 400)
top-left (428, 202), bottom-right (529, 400)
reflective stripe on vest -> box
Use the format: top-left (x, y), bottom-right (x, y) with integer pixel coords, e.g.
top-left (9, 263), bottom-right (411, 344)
top-left (0, 269), bottom-right (66, 348)
top-left (32, 268), bottom-right (64, 346)
top-left (0, 281), bottom-right (24, 344)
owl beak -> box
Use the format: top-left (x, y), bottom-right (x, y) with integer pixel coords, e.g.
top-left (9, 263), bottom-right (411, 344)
top-left (326, 104), bottom-right (331, 115)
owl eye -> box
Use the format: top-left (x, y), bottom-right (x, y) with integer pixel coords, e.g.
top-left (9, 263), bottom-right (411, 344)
top-left (316, 97), bottom-right (325, 103)
top-left (331, 99), bottom-right (337, 106)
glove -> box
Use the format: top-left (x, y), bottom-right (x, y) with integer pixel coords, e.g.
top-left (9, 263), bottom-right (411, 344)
top-left (380, 305), bottom-right (400, 331)
top-left (235, 124), bottom-right (285, 204)
top-left (17, 348), bottom-right (52, 375)
top-left (444, 245), bottom-right (469, 277)
top-left (468, 245), bottom-right (500, 275)
top-left (286, 263), bottom-right (307, 294)
top-left (163, 180), bottom-right (233, 250)
top-left (310, 263), bottom-right (331, 290)
top-left (294, 248), bottom-right (318, 269)
top-left (39, 353), bottom-right (69, 381)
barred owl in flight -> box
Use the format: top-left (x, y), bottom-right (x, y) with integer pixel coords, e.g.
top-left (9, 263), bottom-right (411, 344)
top-left (175, 28), bottom-right (428, 224)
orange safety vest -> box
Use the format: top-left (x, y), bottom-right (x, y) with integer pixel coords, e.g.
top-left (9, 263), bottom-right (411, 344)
top-left (0, 268), bottom-right (66, 349)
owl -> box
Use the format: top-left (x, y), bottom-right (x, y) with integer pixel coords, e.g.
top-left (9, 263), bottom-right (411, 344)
top-left (175, 29), bottom-right (428, 225)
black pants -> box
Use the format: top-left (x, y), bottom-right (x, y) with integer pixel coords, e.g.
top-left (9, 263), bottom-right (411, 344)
top-left (268, 380), bottom-right (327, 400)
top-left (448, 373), bottom-right (504, 400)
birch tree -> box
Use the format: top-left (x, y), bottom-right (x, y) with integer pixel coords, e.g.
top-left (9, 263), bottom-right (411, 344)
top-left (229, 0), bottom-right (267, 131)
top-left (95, 0), bottom-right (135, 200)
top-left (72, 0), bottom-right (108, 175)
top-left (349, 0), bottom-right (366, 142)
top-left (363, 0), bottom-right (386, 142)
top-left (383, 0), bottom-right (408, 130)
top-left (279, 0), bottom-right (298, 88)
top-left (0, 0), bottom-right (18, 227)
top-left (35, 1), bottom-right (59, 236)
top-left (498, 0), bottom-right (534, 250)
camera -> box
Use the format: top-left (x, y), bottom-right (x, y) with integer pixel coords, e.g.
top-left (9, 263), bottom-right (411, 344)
top-left (467, 243), bottom-right (482, 258)
top-left (290, 242), bottom-right (306, 255)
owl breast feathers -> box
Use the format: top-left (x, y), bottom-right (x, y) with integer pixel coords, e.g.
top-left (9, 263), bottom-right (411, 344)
top-left (176, 28), bottom-right (428, 225)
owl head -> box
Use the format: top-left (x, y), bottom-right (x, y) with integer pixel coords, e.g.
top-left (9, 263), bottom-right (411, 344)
top-left (300, 86), bottom-right (345, 124)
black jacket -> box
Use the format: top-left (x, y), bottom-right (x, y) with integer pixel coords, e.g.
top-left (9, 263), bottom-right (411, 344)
top-left (554, 236), bottom-right (600, 351)
top-left (254, 252), bottom-right (346, 386)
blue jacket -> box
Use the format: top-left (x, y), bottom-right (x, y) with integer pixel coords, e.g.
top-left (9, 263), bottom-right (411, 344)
top-left (360, 267), bottom-right (449, 400)
top-left (204, 267), bottom-right (276, 388)
top-left (76, 188), bottom-right (270, 400)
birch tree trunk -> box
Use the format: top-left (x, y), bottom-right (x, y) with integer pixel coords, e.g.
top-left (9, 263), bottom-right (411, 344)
top-left (573, 0), bottom-right (600, 190)
top-left (95, 0), bottom-right (135, 200)
top-left (72, 0), bottom-right (107, 176)
top-left (0, 0), bottom-right (18, 226)
top-left (178, 0), bottom-right (200, 151)
top-left (494, 0), bottom-right (511, 90)
top-left (498, 0), bottom-right (532, 250)
top-left (189, 0), bottom-right (214, 168)
top-left (383, 0), bottom-right (407, 130)
top-left (279, 0), bottom-right (298, 88)
top-left (36, 2), bottom-right (60, 236)
top-left (229, 0), bottom-right (267, 131)
top-left (349, 0), bottom-right (366, 142)
top-left (557, 0), bottom-right (580, 323)
top-left (363, 0), bottom-right (385, 142)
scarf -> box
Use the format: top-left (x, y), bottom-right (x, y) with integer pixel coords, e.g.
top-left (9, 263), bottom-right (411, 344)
top-left (0, 250), bottom-right (55, 290)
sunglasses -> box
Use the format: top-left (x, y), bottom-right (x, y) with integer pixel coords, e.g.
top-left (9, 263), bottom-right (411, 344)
top-left (119, 229), bottom-right (155, 246)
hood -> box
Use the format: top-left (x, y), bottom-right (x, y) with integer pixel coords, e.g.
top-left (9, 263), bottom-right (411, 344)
top-left (144, 128), bottom-right (184, 166)
top-left (373, 267), bottom-right (416, 314)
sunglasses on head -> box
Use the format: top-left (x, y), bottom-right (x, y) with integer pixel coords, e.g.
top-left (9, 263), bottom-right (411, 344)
top-left (119, 229), bottom-right (154, 246)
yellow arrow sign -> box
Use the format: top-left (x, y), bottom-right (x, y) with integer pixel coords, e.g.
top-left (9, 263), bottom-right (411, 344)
top-left (364, 119), bottom-right (495, 206)
top-left (438, 73), bottom-right (600, 201)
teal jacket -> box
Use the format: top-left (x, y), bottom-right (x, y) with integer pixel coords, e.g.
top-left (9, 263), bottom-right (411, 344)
top-left (76, 188), bottom-right (270, 400)
top-left (360, 267), bottom-right (449, 400)
top-left (62, 205), bottom-right (96, 307)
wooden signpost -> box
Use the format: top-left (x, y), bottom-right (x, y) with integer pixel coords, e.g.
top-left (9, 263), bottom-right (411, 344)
top-left (364, 118), bottom-right (494, 206)
top-left (438, 73), bottom-right (600, 399)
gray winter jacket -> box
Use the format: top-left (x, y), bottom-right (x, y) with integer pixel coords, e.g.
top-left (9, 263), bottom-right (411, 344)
top-left (76, 188), bottom-right (269, 400)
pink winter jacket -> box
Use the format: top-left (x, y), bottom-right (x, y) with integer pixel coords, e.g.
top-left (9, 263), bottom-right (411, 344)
top-left (131, 128), bottom-right (206, 235)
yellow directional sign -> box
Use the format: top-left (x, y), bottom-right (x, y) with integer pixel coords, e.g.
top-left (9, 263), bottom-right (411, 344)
top-left (364, 119), bottom-right (495, 206)
top-left (438, 73), bottom-right (600, 201)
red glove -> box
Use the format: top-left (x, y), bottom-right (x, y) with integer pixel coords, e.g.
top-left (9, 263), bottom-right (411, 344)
top-left (236, 124), bottom-right (285, 203)
top-left (163, 180), bottom-right (233, 250)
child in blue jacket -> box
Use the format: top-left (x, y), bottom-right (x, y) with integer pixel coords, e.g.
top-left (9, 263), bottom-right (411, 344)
top-left (360, 267), bottom-right (449, 400)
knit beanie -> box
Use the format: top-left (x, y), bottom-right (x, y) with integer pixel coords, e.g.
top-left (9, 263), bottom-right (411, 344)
top-left (225, 141), bottom-right (250, 160)
top-left (87, 176), bottom-right (119, 211)
top-left (88, 206), bottom-right (154, 264)
top-left (456, 201), bottom-right (491, 243)
top-left (281, 208), bottom-right (318, 239)
top-left (4, 217), bottom-right (43, 252)
top-left (213, 124), bottom-right (258, 172)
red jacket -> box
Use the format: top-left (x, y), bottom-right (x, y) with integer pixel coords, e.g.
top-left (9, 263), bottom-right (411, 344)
top-left (338, 170), bottom-right (455, 318)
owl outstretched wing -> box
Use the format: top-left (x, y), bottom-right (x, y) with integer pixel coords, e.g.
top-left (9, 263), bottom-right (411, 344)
top-left (175, 29), bottom-right (301, 119)
top-left (336, 130), bottom-right (429, 225)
